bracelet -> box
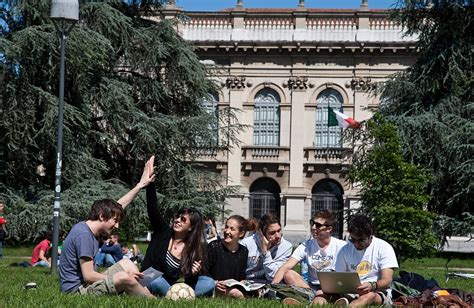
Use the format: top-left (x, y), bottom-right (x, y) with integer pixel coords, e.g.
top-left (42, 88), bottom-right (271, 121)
top-left (370, 281), bottom-right (377, 291)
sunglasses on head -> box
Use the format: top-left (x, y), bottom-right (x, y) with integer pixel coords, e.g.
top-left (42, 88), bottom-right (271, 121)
top-left (309, 219), bottom-right (331, 229)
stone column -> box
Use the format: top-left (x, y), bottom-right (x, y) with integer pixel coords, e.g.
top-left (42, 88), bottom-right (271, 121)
top-left (283, 77), bottom-right (308, 238)
top-left (226, 76), bottom-right (246, 186)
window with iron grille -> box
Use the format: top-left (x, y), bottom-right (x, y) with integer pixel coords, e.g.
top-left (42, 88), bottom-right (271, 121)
top-left (249, 177), bottom-right (281, 219)
top-left (315, 89), bottom-right (343, 148)
top-left (254, 89), bottom-right (280, 146)
top-left (311, 179), bottom-right (344, 238)
top-left (199, 93), bottom-right (219, 148)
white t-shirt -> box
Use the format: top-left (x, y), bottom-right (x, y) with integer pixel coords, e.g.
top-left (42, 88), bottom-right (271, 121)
top-left (291, 237), bottom-right (347, 285)
top-left (335, 236), bottom-right (398, 296)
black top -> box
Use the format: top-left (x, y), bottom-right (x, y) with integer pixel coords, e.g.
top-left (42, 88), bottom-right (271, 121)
top-left (206, 239), bottom-right (248, 281)
top-left (141, 183), bottom-right (198, 286)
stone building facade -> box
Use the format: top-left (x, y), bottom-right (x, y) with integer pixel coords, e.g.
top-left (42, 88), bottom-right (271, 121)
top-left (155, 0), bottom-right (418, 242)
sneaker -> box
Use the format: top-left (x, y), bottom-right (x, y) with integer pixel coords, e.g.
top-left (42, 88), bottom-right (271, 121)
top-left (282, 297), bottom-right (302, 305)
top-left (334, 297), bottom-right (350, 306)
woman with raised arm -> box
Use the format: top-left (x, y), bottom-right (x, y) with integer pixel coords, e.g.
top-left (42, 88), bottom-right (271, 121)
top-left (140, 156), bottom-right (215, 297)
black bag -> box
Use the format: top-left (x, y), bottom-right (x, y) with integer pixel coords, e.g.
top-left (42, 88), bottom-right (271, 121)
top-left (396, 270), bottom-right (439, 292)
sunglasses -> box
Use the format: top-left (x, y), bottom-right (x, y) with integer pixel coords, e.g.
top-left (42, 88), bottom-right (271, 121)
top-left (309, 219), bottom-right (331, 229)
top-left (174, 215), bottom-right (189, 223)
top-left (349, 236), bottom-right (372, 244)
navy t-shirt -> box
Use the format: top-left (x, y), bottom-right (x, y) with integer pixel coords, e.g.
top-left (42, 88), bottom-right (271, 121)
top-left (59, 221), bottom-right (98, 293)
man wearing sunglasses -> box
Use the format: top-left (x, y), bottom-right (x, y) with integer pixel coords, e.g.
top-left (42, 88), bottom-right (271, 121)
top-left (325, 214), bottom-right (398, 306)
top-left (272, 210), bottom-right (346, 303)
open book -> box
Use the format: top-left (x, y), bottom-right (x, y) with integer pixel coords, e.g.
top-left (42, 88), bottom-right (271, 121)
top-left (222, 279), bottom-right (266, 292)
top-left (139, 267), bottom-right (163, 287)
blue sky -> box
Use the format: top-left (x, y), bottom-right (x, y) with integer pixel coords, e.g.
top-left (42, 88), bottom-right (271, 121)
top-left (175, 0), bottom-right (398, 11)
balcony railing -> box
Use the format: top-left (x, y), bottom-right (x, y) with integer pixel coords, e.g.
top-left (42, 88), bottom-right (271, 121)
top-left (192, 147), bottom-right (228, 162)
top-left (242, 146), bottom-right (290, 163)
top-left (304, 147), bottom-right (352, 165)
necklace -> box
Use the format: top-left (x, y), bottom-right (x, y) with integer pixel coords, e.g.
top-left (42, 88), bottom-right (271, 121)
top-left (172, 239), bottom-right (183, 251)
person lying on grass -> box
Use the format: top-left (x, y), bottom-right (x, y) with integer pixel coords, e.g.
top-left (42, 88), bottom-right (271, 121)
top-left (140, 156), bottom-right (215, 297)
top-left (206, 215), bottom-right (250, 298)
top-left (59, 157), bottom-right (156, 297)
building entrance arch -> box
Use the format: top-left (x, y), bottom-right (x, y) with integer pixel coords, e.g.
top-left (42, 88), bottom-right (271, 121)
top-left (311, 179), bottom-right (344, 238)
top-left (249, 177), bottom-right (281, 219)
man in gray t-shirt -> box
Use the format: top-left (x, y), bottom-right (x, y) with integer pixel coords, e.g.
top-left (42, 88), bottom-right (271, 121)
top-left (59, 156), bottom-right (157, 297)
top-left (60, 221), bottom-right (99, 292)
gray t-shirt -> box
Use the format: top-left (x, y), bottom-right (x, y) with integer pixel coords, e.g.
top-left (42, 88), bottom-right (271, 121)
top-left (59, 221), bottom-right (98, 293)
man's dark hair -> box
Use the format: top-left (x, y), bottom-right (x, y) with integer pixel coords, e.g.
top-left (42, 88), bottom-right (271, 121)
top-left (87, 199), bottom-right (124, 222)
top-left (45, 231), bottom-right (53, 241)
top-left (313, 210), bottom-right (337, 227)
top-left (259, 213), bottom-right (281, 234)
top-left (348, 214), bottom-right (374, 237)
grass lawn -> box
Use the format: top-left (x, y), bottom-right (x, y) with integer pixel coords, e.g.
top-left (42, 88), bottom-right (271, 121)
top-left (1, 246), bottom-right (473, 307)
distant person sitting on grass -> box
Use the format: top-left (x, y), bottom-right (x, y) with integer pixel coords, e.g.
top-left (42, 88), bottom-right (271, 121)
top-left (59, 157), bottom-right (156, 297)
top-left (31, 231), bottom-right (53, 267)
top-left (122, 243), bottom-right (144, 264)
top-left (94, 233), bottom-right (123, 267)
top-left (314, 214), bottom-right (399, 306)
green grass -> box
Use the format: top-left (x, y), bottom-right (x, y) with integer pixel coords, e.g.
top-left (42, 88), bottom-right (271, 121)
top-left (1, 247), bottom-right (473, 307)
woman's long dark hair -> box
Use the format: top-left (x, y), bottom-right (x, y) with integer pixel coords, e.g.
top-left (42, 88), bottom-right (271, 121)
top-left (173, 208), bottom-right (206, 276)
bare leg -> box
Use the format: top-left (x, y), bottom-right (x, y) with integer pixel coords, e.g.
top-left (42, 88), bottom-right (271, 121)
top-left (228, 288), bottom-right (245, 298)
top-left (113, 271), bottom-right (155, 298)
top-left (117, 258), bottom-right (140, 273)
top-left (311, 290), bottom-right (329, 305)
top-left (349, 292), bottom-right (381, 307)
top-left (283, 270), bottom-right (310, 288)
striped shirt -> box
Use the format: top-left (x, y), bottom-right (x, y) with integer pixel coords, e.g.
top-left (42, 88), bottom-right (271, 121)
top-left (165, 250), bottom-right (181, 276)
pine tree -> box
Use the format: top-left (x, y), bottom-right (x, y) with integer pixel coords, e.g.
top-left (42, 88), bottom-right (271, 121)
top-left (0, 0), bottom-right (242, 242)
top-left (348, 113), bottom-right (438, 259)
top-left (380, 0), bottom-right (473, 220)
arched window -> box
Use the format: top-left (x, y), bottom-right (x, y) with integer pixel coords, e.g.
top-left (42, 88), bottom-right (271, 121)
top-left (200, 93), bottom-right (219, 146)
top-left (315, 89), bottom-right (343, 147)
top-left (249, 177), bottom-right (281, 219)
top-left (311, 179), bottom-right (344, 238)
top-left (254, 89), bottom-right (280, 146)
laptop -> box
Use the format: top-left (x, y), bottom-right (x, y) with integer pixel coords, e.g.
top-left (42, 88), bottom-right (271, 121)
top-left (317, 271), bottom-right (361, 294)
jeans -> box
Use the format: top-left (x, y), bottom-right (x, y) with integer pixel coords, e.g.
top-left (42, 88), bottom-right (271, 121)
top-left (94, 252), bottom-right (116, 266)
top-left (149, 275), bottom-right (215, 297)
top-left (33, 260), bottom-right (49, 267)
top-left (0, 240), bottom-right (3, 258)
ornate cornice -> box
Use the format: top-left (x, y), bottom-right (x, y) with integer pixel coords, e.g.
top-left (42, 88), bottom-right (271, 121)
top-left (226, 76), bottom-right (246, 89)
top-left (345, 77), bottom-right (375, 92)
top-left (287, 76), bottom-right (308, 90)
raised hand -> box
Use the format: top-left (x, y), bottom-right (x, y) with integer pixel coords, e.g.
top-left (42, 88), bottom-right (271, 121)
top-left (136, 156), bottom-right (156, 189)
top-left (257, 230), bottom-right (269, 254)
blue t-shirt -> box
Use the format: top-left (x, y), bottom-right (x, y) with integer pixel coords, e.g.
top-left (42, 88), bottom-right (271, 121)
top-left (59, 221), bottom-right (98, 293)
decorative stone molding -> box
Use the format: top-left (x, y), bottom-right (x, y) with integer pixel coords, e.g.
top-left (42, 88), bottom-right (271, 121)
top-left (226, 76), bottom-right (246, 89)
top-left (288, 76), bottom-right (308, 90)
top-left (345, 77), bottom-right (374, 92)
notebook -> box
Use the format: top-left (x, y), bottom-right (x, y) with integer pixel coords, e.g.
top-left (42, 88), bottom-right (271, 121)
top-left (316, 271), bottom-right (361, 294)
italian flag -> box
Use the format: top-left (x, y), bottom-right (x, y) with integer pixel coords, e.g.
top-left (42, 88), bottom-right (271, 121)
top-left (328, 107), bottom-right (360, 129)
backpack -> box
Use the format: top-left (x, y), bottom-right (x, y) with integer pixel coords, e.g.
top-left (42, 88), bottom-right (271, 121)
top-left (264, 284), bottom-right (314, 303)
top-left (396, 270), bottom-right (439, 292)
